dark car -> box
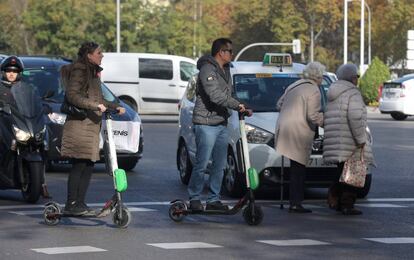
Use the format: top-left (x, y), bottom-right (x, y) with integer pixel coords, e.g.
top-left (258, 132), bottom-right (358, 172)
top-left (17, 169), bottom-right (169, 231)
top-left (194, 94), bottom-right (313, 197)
top-left (18, 56), bottom-right (143, 171)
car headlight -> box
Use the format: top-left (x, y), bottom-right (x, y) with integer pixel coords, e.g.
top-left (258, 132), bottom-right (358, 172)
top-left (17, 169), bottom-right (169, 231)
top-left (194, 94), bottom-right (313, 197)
top-left (245, 124), bottom-right (273, 144)
top-left (13, 125), bottom-right (31, 142)
top-left (48, 112), bottom-right (67, 125)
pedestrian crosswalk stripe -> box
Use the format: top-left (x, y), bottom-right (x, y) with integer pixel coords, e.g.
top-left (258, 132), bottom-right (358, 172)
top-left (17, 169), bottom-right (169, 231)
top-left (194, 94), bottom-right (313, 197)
top-left (9, 210), bottom-right (42, 216)
top-left (257, 239), bottom-right (331, 246)
top-left (2, 198), bottom-right (414, 210)
top-left (147, 242), bottom-right (223, 249)
top-left (355, 203), bottom-right (407, 208)
top-left (363, 237), bottom-right (414, 244)
top-left (8, 207), bottom-right (156, 216)
top-left (128, 207), bottom-right (157, 212)
top-left (31, 246), bottom-right (107, 254)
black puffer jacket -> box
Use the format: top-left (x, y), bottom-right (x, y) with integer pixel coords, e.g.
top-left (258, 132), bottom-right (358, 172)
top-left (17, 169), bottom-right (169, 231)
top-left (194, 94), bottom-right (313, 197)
top-left (192, 55), bottom-right (240, 125)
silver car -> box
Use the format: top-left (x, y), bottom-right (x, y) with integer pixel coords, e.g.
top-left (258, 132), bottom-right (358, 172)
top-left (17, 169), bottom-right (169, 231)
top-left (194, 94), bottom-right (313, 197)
top-left (177, 53), bottom-right (372, 198)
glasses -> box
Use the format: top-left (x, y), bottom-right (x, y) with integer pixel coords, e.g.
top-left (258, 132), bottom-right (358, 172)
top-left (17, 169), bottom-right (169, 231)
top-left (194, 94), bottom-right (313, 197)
top-left (5, 69), bottom-right (19, 73)
top-left (222, 49), bottom-right (233, 54)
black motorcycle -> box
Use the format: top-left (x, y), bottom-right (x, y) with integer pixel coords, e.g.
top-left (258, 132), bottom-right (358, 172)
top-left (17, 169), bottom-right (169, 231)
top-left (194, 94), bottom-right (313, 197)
top-left (0, 83), bottom-right (49, 203)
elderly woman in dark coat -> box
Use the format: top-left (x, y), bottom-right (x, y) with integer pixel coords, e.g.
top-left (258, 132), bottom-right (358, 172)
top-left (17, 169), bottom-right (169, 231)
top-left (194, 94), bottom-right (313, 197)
top-left (61, 42), bottom-right (125, 216)
top-left (323, 63), bottom-right (374, 215)
top-left (275, 62), bottom-right (325, 213)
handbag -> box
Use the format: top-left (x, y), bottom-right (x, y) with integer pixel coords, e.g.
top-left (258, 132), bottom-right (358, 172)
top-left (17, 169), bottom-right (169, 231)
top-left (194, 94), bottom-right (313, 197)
top-left (339, 147), bottom-right (367, 188)
top-left (60, 95), bottom-right (87, 120)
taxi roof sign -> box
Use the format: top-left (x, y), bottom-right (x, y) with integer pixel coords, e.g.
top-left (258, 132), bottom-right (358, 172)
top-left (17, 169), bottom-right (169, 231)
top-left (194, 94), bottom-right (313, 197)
top-left (263, 53), bottom-right (292, 66)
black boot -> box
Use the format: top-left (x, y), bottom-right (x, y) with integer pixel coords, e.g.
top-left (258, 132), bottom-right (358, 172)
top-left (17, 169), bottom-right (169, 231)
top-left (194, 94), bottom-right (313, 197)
top-left (63, 201), bottom-right (87, 216)
top-left (77, 201), bottom-right (96, 216)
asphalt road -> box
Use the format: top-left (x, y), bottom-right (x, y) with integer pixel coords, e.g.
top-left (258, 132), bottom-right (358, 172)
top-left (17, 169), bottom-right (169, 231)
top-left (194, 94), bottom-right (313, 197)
top-left (0, 112), bottom-right (413, 260)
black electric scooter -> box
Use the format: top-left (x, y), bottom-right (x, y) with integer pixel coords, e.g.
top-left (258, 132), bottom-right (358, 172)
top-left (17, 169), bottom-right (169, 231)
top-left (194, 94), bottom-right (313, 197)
top-left (168, 111), bottom-right (264, 225)
top-left (0, 83), bottom-right (49, 203)
top-left (43, 110), bottom-right (131, 228)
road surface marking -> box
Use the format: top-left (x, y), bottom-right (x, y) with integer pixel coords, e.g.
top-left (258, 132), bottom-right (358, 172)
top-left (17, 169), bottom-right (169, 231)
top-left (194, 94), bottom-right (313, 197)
top-left (2, 198), bottom-right (414, 210)
top-left (363, 237), bottom-right (414, 244)
top-left (9, 207), bottom-right (156, 215)
top-left (9, 210), bottom-right (43, 216)
top-left (257, 239), bottom-right (331, 246)
top-left (355, 203), bottom-right (407, 208)
top-left (147, 242), bottom-right (222, 249)
top-left (128, 207), bottom-right (157, 212)
top-left (31, 246), bottom-right (107, 255)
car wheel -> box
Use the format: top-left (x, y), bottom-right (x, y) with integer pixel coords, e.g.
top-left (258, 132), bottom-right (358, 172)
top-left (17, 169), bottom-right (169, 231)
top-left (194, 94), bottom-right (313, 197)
top-left (391, 112), bottom-right (407, 121)
top-left (177, 142), bottom-right (192, 185)
top-left (223, 150), bottom-right (245, 198)
top-left (118, 156), bottom-right (139, 171)
top-left (357, 174), bottom-right (372, 198)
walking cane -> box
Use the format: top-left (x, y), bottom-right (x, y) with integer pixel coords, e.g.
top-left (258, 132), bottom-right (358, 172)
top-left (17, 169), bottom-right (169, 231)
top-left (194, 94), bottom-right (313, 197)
top-left (280, 155), bottom-right (284, 209)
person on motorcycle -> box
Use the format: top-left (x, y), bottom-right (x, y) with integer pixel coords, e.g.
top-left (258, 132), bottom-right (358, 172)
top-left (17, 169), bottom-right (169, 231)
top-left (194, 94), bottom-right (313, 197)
top-left (0, 56), bottom-right (51, 198)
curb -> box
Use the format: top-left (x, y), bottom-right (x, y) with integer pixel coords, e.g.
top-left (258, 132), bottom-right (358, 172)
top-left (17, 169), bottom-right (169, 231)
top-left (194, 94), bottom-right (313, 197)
top-left (367, 106), bottom-right (380, 114)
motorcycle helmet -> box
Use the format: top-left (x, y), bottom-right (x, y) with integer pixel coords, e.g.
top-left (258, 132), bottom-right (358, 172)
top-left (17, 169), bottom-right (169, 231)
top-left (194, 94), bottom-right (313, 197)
top-left (1, 56), bottom-right (24, 83)
top-left (1, 56), bottom-right (24, 72)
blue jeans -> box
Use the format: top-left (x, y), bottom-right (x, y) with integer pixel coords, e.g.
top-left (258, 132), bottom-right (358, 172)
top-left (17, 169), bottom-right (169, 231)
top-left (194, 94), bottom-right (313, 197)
top-left (188, 124), bottom-right (228, 203)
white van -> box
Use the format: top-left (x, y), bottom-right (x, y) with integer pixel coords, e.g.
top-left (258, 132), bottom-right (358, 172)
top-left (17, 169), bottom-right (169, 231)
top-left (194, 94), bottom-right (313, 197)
top-left (101, 53), bottom-right (197, 114)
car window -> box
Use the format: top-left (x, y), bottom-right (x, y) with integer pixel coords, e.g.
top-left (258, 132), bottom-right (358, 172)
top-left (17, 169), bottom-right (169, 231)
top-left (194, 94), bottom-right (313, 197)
top-left (21, 67), bottom-right (65, 102)
top-left (139, 58), bottom-right (173, 80)
top-left (101, 83), bottom-right (118, 103)
top-left (233, 74), bottom-right (300, 112)
top-left (180, 61), bottom-right (197, 81)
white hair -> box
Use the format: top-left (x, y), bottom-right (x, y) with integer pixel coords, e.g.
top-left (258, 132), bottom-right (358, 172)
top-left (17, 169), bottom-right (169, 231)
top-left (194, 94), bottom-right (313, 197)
top-left (303, 62), bottom-right (326, 82)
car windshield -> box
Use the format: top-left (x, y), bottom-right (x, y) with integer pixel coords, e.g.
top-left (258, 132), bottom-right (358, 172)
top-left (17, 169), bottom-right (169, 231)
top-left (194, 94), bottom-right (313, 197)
top-left (21, 67), bottom-right (65, 102)
top-left (21, 67), bottom-right (117, 104)
top-left (234, 74), bottom-right (300, 112)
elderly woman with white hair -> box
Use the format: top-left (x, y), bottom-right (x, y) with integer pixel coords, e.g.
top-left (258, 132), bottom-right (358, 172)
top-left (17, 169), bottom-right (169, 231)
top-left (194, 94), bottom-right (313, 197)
top-left (274, 62), bottom-right (325, 213)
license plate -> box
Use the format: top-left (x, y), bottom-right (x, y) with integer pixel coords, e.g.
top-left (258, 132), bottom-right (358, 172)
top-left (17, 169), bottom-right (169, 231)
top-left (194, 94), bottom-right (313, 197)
top-left (308, 155), bottom-right (336, 168)
top-left (385, 92), bottom-right (395, 98)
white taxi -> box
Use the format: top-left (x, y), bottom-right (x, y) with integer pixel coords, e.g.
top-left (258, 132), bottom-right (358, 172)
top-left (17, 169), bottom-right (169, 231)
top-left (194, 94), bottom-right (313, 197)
top-left (177, 53), bottom-right (372, 198)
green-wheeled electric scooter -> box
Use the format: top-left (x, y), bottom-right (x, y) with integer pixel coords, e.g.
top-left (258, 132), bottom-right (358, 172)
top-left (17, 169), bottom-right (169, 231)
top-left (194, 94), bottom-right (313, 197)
top-left (169, 111), bottom-right (263, 225)
top-left (43, 110), bottom-right (131, 228)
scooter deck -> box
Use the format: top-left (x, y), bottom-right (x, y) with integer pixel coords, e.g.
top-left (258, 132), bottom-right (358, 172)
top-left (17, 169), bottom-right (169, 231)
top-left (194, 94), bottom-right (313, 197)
top-left (184, 207), bottom-right (240, 216)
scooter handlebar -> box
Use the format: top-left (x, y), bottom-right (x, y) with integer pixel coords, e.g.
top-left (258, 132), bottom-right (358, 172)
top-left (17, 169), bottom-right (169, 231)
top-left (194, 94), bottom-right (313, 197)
top-left (238, 109), bottom-right (253, 120)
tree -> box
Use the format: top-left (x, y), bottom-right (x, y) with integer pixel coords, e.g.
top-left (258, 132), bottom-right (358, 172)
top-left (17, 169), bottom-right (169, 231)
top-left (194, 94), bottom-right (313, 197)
top-left (359, 56), bottom-right (390, 104)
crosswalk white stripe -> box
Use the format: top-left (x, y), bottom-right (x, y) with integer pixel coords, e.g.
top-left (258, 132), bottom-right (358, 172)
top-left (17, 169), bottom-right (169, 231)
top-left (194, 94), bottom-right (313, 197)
top-left (2, 198), bottom-right (414, 210)
top-left (147, 242), bottom-right (222, 249)
top-left (9, 210), bottom-right (43, 216)
top-left (257, 239), bottom-right (331, 246)
top-left (128, 207), bottom-right (157, 212)
top-left (355, 203), bottom-right (407, 208)
top-left (31, 246), bottom-right (107, 254)
top-left (8, 207), bottom-right (156, 215)
top-left (363, 237), bottom-right (414, 244)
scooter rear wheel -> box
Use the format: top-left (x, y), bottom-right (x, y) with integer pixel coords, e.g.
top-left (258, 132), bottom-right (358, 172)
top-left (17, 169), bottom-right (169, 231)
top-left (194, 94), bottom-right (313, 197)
top-left (43, 203), bottom-right (61, 226)
top-left (243, 204), bottom-right (263, 226)
top-left (113, 207), bottom-right (131, 228)
top-left (169, 201), bottom-right (187, 222)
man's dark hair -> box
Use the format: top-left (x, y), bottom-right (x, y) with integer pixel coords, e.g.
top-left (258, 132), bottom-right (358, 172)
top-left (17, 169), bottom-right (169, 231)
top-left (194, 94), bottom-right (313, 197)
top-left (211, 38), bottom-right (232, 57)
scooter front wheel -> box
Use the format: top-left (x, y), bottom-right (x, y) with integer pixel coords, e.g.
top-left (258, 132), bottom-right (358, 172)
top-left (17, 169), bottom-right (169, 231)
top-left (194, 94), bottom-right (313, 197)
top-left (169, 201), bottom-right (187, 222)
top-left (242, 204), bottom-right (263, 226)
top-left (43, 202), bottom-right (61, 226)
top-left (113, 207), bottom-right (131, 228)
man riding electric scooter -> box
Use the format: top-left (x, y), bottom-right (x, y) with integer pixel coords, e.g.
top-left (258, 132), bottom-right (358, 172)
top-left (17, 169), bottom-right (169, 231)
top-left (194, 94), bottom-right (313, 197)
top-left (187, 38), bottom-right (250, 211)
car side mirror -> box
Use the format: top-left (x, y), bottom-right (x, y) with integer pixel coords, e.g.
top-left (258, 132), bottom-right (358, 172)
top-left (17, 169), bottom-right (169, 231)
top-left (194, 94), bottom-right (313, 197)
top-left (43, 90), bottom-right (55, 99)
top-left (0, 104), bottom-right (11, 115)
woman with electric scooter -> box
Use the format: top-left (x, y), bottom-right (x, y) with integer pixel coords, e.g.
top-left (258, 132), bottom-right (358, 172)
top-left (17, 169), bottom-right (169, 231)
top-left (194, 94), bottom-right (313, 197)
top-left (60, 42), bottom-right (125, 217)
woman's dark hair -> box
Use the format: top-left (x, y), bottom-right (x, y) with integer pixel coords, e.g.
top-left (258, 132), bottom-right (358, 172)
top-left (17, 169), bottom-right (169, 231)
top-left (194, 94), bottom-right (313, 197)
top-left (77, 41), bottom-right (99, 63)
top-left (72, 41), bottom-right (100, 81)
top-left (211, 38), bottom-right (232, 57)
